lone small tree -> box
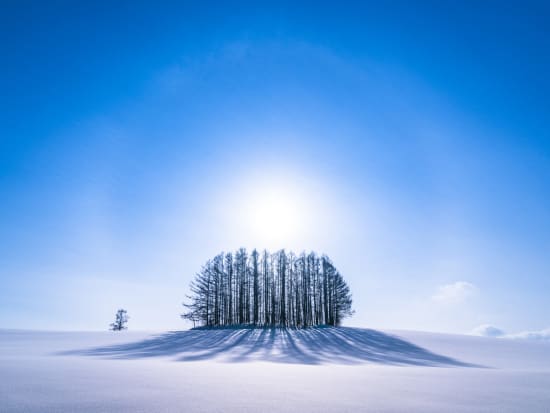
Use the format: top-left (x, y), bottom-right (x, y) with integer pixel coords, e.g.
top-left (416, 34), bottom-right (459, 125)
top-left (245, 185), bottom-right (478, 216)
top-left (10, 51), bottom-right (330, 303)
top-left (110, 309), bottom-right (129, 331)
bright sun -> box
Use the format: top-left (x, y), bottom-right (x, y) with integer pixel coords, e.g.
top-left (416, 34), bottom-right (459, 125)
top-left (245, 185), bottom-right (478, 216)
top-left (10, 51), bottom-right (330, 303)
top-left (244, 186), bottom-right (307, 248)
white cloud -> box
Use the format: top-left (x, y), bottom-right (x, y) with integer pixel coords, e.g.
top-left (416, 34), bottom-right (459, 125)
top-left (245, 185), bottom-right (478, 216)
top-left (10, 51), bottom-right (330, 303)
top-left (470, 325), bottom-right (550, 341)
top-left (432, 281), bottom-right (477, 304)
top-left (470, 324), bottom-right (505, 337)
top-left (506, 328), bottom-right (550, 341)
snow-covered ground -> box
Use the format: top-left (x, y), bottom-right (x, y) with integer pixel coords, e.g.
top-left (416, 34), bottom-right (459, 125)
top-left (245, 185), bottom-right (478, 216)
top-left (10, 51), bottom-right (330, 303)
top-left (1, 327), bottom-right (549, 412)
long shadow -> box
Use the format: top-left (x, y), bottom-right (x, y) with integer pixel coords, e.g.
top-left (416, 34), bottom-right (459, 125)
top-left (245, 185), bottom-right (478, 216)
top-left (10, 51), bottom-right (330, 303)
top-left (61, 326), bottom-right (479, 366)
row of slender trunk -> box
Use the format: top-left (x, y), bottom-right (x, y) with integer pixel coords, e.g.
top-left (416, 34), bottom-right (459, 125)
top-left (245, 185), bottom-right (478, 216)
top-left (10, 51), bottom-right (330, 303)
top-left (182, 249), bottom-right (353, 328)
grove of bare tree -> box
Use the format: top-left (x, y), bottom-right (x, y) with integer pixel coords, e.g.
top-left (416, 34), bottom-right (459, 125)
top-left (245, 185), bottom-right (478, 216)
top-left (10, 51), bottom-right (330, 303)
top-left (182, 249), bottom-right (353, 328)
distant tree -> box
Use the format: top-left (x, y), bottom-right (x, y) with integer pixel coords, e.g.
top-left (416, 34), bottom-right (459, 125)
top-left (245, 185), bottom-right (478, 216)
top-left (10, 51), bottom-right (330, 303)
top-left (110, 309), bottom-right (129, 331)
top-left (182, 249), bottom-right (354, 328)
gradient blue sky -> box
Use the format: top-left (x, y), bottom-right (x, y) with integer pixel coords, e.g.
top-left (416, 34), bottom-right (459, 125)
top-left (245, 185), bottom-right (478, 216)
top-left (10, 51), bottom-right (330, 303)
top-left (1, 1), bottom-right (549, 332)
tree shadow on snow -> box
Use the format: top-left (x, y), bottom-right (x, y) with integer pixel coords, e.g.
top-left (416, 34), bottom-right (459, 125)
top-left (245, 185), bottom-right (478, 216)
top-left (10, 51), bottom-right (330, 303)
top-left (61, 327), bottom-right (480, 367)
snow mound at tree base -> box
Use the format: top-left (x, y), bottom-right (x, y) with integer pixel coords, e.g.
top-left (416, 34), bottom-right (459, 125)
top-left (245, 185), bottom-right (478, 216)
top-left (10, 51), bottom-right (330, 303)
top-left (64, 326), bottom-right (475, 366)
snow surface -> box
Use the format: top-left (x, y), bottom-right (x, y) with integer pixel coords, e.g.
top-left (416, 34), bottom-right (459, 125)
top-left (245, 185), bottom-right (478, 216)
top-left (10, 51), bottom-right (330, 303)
top-left (1, 327), bottom-right (550, 412)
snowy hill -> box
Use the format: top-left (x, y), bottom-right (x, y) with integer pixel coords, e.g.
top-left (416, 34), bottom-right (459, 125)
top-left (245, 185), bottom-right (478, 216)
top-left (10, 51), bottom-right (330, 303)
top-left (1, 327), bottom-right (550, 412)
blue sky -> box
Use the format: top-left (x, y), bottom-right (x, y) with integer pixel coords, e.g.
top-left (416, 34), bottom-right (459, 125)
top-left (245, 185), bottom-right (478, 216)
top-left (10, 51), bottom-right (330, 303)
top-left (1, 1), bottom-right (549, 332)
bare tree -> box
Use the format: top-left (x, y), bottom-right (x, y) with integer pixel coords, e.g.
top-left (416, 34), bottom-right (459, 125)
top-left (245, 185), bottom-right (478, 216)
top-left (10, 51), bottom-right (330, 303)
top-left (110, 309), bottom-right (129, 331)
